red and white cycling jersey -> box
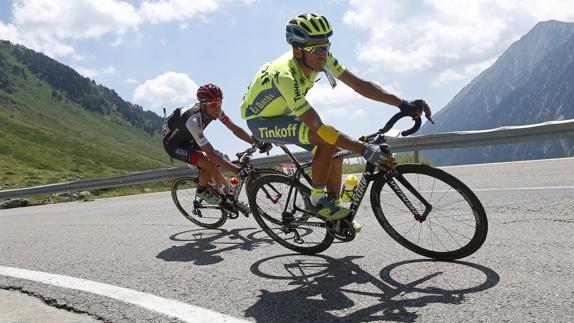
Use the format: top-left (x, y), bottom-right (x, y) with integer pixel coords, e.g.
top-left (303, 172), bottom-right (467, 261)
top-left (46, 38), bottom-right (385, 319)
top-left (162, 103), bottom-right (230, 147)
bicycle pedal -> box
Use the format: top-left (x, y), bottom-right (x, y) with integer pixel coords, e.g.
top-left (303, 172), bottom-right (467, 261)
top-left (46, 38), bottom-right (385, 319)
top-left (326, 219), bottom-right (356, 242)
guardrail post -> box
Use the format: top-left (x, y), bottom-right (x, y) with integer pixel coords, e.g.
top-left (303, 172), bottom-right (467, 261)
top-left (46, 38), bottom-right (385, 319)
top-left (414, 149), bottom-right (419, 163)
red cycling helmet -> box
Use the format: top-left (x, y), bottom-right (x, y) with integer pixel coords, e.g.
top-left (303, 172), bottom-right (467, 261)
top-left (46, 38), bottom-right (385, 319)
top-left (197, 83), bottom-right (223, 102)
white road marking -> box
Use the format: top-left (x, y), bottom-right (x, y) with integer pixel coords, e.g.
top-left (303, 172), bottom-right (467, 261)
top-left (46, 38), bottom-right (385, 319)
top-left (441, 157), bottom-right (574, 168)
top-left (0, 266), bottom-right (248, 323)
top-left (473, 186), bottom-right (574, 192)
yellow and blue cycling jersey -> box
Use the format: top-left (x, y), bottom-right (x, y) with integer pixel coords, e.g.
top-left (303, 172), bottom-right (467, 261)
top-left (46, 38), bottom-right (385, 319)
top-left (240, 51), bottom-right (346, 120)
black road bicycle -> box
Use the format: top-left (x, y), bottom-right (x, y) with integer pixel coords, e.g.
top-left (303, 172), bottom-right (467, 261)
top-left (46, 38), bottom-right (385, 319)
top-left (246, 112), bottom-right (488, 260)
top-left (170, 144), bottom-right (282, 229)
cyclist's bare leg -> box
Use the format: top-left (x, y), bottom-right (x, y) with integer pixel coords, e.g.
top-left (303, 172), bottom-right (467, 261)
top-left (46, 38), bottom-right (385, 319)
top-left (308, 132), bottom-right (336, 186)
top-left (211, 168), bottom-right (231, 194)
top-left (195, 154), bottom-right (217, 187)
top-left (326, 156), bottom-right (343, 196)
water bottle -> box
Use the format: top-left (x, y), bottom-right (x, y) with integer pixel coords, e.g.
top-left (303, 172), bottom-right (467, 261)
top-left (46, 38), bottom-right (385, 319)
top-left (229, 177), bottom-right (239, 194)
top-left (341, 175), bottom-right (359, 202)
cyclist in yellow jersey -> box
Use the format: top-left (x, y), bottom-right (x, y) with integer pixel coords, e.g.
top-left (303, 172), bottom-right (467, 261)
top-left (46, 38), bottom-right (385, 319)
top-left (241, 14), bottom-right (432, 229)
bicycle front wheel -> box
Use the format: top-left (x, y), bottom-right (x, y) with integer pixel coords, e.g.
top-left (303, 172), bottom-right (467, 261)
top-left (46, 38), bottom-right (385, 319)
top-left (171, 177), bottom-right (226, 229)
top-left (370, 164), bottom-right (488, 260)
top-left (248, 174), bottom-right (333, 254)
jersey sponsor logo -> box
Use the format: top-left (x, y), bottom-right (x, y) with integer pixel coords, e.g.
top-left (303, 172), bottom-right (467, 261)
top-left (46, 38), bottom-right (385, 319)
top-left (175, 148), bottom-right (189, 157)
top-left (293, 82), bottom-right (302, 102)
top-left (293, 101), bottom-right (310, 113)
top-left (258, 123), bottom-right (297, 139)
top-left (245, 84), bottom-right (281, 118)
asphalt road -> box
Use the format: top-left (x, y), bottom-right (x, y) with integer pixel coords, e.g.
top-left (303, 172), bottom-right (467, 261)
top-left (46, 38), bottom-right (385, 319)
top-left (1, 158), bottom-right (573, 322)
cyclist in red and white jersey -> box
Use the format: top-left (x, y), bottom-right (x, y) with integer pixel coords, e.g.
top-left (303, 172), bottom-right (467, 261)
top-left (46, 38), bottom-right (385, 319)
top-left (162, 83), bottom-right (271, 210)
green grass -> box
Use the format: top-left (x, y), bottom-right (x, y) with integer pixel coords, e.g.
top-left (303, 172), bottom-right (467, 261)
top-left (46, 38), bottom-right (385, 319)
top-left (0, 45), bottom-right (172, 190)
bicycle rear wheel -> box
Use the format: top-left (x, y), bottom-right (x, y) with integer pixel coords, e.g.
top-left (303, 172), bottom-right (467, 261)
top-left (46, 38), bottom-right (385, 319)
top-left (245, 168), bottom-right (284, 197)
top-left (370, 164), bottom-right (488, 260)
top-left (171, 177), bottom-right (226, 229)
top-left (248, 174), bottom-right (333, 254)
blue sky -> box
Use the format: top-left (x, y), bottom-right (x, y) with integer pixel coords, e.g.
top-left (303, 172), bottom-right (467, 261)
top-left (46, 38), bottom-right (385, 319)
top-left (2, 0), bottom-right (574, 156)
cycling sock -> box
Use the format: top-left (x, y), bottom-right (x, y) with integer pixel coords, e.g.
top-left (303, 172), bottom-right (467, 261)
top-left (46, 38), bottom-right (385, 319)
top-left (197, 185), bottom-right (207, 193)
top-left (310, 184), bottom-right (326, 206)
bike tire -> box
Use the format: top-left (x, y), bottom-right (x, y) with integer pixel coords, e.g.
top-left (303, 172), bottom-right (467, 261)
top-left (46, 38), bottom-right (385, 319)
top-left (245, 168), bottom-right (284, 197)
top-left (370, 164), bottom-right (488, 260)
top-left (171, 177), bottom-right (227, 229)
top-left (248, 174), bottom-right (334, 254)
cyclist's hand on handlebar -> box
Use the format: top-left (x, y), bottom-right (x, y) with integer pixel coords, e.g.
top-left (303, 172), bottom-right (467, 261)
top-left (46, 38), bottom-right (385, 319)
top-left (362, 144), bottom-right (393, 166)
top-left (399, 99), bottom-right (432, 120)
top-left (256, 141), bottom-right (273, 154)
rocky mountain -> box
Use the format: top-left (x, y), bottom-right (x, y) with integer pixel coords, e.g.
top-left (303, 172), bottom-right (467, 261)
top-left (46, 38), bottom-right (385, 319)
top-left (419, 20), bottom-right (574, 165)
top-left (0, 40), bottom-right (171, 189)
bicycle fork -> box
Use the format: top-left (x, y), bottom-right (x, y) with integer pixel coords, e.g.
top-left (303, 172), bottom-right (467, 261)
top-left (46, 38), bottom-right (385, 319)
top-left (385, 170), bottom-right (432, 222)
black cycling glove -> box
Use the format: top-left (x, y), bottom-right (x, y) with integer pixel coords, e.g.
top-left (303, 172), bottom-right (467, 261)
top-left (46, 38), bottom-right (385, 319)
top-left (256, 142), bottom-right (273, 153)
top-left (399, 99), bottom-right (430, 119)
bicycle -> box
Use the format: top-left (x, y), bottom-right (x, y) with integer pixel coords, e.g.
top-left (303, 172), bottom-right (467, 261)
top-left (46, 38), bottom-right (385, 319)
top-left (246, 112), bottom-right (488, 260)
top-left (170, 142), bottom-right (282, 229)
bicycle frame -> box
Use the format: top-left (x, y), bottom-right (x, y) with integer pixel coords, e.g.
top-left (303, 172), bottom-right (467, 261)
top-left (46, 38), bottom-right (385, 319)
top-left (276, 143), bottom-right (433, 224)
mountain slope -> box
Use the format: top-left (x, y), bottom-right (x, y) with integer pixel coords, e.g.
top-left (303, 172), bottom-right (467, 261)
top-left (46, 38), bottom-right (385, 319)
top-left (419, 20), bottom-right (574, 165)
top-left (0, 40), bottom-right (171, 189)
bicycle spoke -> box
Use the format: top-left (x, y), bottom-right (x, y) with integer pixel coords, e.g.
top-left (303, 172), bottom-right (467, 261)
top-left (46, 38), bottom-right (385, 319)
top-left (249, 174), bottom-right (332, 254)
top-left (372, 164), bottom-right (487, 259)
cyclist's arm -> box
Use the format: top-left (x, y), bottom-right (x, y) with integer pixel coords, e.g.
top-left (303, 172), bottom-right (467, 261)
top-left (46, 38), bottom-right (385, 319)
top-left (200, 143), bottom-right (240, 174)
top-left (222, 118), bottom-right (254, 145)
top-left (338, 70), bottom-right (402, 107)
top-left (185, 115), bottom-right (240, 173)
top-left (298, 108), bottom-right (365, 155)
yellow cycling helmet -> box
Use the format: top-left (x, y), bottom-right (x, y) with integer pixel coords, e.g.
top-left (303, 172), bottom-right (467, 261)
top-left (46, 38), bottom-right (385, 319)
top-left (286, 13), bottom-right (333, 48)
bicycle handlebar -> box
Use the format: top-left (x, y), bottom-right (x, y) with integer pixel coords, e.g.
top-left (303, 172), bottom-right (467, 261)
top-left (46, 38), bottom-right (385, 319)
top-left (360, 109), bottom-right (434, 143)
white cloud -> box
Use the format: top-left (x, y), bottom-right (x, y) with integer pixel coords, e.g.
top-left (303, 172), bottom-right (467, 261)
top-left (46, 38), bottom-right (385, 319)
top-left (124, 78), bottom-right (139, 84)
top-left (432, 57), bottom-right (497, 87)
top-left (306, 82), bottom-right (369, 119)
top-left (111, 37), bottom-right (123, 47)
top-left (139, 0), bottom-right (219, 24)
top-left (12, 0), bottom-right (141, 39)
top-left (1, 0), bottom-right (255, 59)
top-left (0, 19), bottom-right (76, 58)
top-left (74, 65), bottom-right (116, 78)
top-left (343, 0), bottom-right (574, 74)
top-left (132, 72), bottom-right (198, 114)
top-left (102, 66), bottom-right (116, 75)
top-left (432, 69), bottom-right (465, 87)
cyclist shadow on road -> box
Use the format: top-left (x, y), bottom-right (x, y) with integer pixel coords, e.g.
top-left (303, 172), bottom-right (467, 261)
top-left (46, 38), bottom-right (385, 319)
top-left (245, 254), bottom-right (500, 322)
top-left (156, 228), bottom-right (274, 266)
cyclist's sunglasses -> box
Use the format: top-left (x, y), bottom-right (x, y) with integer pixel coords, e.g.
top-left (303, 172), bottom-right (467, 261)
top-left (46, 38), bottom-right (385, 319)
top-left (302, 43), bottom-right (330, 55)
top-left (203, 100), bottom-right (221, 110)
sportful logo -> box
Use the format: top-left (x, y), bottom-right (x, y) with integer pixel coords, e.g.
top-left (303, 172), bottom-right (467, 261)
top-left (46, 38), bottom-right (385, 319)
top-left (351, 173), bottom-right (370, 205)
top-left (258, 123), bottom-right (297, 139)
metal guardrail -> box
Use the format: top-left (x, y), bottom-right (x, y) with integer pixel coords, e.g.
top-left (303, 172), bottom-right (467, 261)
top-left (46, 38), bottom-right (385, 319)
top-left (2, 119), bottom-right (574, 200)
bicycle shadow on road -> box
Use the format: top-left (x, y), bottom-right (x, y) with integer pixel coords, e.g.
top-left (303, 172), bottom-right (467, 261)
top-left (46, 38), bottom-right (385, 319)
top-left (246, 254), bottom-right (500, 322)
top-left (156, 227), bottom-right (274, 265)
